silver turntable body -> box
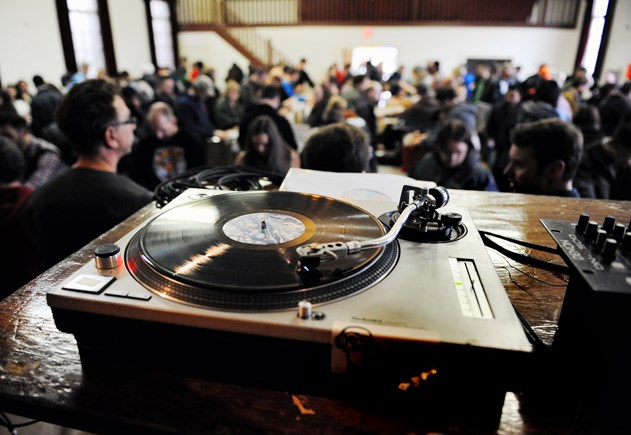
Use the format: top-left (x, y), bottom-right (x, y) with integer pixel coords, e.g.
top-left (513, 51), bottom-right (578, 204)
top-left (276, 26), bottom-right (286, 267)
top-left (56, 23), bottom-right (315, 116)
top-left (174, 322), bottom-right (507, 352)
top-left (47, 188), bottom-right (532, 373)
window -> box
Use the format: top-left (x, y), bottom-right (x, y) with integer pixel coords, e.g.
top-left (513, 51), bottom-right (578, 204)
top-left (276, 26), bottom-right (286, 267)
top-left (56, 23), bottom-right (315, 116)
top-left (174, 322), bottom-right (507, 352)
top-left (67, 0), bottom-right (106, 76)
top-left (582, 0), bottom-right (609, 77)
top-left (57, 0), bottom-right (116, 77)
top-left (150, 0), bottom-right (175, 70)
top-left (351, 46), bottom-right (398, 80)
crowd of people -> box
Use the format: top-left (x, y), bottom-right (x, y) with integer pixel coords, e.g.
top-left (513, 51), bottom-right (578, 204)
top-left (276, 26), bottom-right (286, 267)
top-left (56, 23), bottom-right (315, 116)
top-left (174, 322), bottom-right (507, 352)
top-left (1, 56), bottom-right (631, 299)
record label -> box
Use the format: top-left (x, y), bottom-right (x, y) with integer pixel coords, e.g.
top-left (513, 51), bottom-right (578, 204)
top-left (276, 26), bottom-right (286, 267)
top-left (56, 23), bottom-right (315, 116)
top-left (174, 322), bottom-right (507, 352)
top-left (223, 213), bottom-right (306, 245)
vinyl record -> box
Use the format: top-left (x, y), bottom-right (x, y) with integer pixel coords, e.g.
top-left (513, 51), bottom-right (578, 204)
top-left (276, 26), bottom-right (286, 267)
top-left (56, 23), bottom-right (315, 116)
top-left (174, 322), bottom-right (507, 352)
top-left (134, 191), bottom-right (387, 293)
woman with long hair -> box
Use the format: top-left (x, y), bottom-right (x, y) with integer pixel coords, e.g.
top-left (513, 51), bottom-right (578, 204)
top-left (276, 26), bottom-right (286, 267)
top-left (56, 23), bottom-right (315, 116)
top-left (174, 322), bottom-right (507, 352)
top-left (234, 115), bottom-right (300, 175)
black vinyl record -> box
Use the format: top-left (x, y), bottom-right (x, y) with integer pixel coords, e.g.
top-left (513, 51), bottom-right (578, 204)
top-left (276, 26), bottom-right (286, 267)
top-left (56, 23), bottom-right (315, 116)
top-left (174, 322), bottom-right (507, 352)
top-left (134, 191), bottom-right (387, 293)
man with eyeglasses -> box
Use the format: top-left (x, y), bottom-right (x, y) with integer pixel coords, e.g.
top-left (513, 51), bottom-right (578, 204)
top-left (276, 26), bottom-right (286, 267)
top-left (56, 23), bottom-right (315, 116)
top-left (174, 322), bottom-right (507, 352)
top-left (28, 79), bottom-right (154, 269)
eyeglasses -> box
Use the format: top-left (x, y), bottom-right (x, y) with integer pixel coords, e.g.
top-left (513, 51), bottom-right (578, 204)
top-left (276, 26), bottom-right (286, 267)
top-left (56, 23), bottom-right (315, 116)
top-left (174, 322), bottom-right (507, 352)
top-left (107, 116), bottom-right (137, 128)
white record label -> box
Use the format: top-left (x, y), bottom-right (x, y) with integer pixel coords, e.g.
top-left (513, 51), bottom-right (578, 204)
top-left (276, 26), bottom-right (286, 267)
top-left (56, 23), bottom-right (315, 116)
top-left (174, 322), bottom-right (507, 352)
top-left (223, 212), bottom-right (306, 245)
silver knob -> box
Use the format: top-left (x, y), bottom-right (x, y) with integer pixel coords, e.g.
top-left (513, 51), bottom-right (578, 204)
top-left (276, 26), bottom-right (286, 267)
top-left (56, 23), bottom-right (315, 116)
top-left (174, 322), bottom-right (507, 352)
top-left (297, 300), bottom-right (312, 319)
top-left (94, 244), bottom-right (121, 269)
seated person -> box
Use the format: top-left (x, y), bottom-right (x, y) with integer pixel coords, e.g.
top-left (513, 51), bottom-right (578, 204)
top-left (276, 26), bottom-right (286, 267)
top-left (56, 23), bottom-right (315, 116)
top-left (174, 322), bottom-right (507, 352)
top-left (574, 114), bottom-right (631, 200)
top-left (28, 79), bottom-right (154, 269)
top-left (305, 83), bottom-right (334, 127)
top-left (175, 75), bottom-right (226, 142)
top-left (516, 80), bottom-right (562, 124)
top-left (238, 85), bottom-right (298, 150)
top-left (408, 120), bottom-right (497, 191)
top-left (214, 80), bottom-right (244, 129)
top-left (128, 102), bottom-right (207, 191)
top-left (301, 122), bottom-right (372, 173)
top-left (505, 118), bottom-right (583, 197)
top-left (0, 137), bottom-right (42, 298)
top-left (235, 115), bottom-right (300, 176)
top-left (0, 113), bottom-right (67, 189)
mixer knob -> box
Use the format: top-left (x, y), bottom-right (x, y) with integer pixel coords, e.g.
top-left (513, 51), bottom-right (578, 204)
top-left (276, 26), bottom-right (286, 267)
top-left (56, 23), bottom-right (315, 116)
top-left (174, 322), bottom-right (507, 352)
top-left (602, 239), bottom-right (618, 262)
top-left (623, 233), bottom-right (631, 252)
top-left (584, 221), bottom-right (599, 243)
top-left (602, 215), bottom-right (616, 233)
top-left (594, 230), bottom-right (608, 251)
top-left (613, 223), bottom-right (627, 242)
top-left (576, 213), bottom-right (590, 235)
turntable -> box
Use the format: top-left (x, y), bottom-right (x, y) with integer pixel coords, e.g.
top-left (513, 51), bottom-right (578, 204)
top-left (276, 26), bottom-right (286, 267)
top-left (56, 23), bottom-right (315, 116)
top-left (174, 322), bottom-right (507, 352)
top-left (47, 185), bottom-right (531, 427)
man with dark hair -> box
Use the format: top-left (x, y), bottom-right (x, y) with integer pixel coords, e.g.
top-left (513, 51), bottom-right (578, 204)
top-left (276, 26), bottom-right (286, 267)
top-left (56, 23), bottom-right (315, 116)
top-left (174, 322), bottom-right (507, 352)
top-left (599, 81), bottom-right (631, 136)
top-left (487, 84), bottom-right (522, 191)
top-left (516, 80), bottom-right (561, 124)
top-left (434, 86), bottom-right (478, 135)
top-left (574, 113), bottom-right (631, 200)
top-left (28, 79), bottom-right (154, 268)
top-left (296, 58), bottom-right (315, 88)
top-left (240, 67), bottom-right (268, 111)
top-left (30, 74), bottom-right (62, 138)
top-left (505, 118), bottom-right (583, 197)
top-left (0, 113), bottom-right (67, 189)
top-left (238, 85), bottom-right (298, 150)
top-left (301, 122), bottom-right (372, 173)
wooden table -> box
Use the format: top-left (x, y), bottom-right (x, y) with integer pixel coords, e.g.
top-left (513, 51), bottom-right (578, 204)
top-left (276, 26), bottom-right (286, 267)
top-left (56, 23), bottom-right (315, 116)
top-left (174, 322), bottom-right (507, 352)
top-left (1, 190), bottom-right (629, 434)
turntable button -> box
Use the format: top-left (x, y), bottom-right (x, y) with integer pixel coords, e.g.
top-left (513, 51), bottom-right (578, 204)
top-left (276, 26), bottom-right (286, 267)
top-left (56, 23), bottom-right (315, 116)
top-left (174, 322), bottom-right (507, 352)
top-left (312, 311), bottom-right (326, 320)
top-left (62, 274), bottom-right (115, 294)
top-left (126, 293), bottom-right (152, 301)
top-left (104, 289), bottom-right (129, 298)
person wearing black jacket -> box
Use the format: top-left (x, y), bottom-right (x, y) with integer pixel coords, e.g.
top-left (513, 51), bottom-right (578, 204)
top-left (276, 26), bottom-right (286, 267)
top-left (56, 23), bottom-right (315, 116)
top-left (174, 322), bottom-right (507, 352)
top-left (409, 120), bottom-right (497, 191)
top-left (238, 85), bottom-right (298, 150)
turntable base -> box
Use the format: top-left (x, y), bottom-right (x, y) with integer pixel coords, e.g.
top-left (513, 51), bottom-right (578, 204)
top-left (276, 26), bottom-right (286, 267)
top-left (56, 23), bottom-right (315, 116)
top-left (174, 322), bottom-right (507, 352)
top-left (56, 306), bottom-right (517, 429)
top-left (47, 188), bottom-right (531, 429)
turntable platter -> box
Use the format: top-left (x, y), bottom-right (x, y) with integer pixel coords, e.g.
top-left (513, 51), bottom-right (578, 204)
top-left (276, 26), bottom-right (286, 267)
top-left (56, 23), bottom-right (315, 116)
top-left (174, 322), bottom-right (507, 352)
top-left (126, 192), bottom-right (399, 310)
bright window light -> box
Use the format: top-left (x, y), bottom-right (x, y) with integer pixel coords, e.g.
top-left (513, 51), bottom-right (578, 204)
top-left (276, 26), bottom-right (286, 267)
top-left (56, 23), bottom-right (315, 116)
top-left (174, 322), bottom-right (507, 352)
top-left (68, 0), bottom-right (105, 74)
top-left (150, 0), bottom-right (175, 70)
top-left (582, 0), bottom-right (609, 77)
top-left (351, 46), bottom-right (398, 80)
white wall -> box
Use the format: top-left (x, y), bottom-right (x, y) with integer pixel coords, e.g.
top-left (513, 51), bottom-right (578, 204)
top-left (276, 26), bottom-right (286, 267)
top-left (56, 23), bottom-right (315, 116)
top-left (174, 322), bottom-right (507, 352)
top-left (0, 0), bottom-right (66, 93)
top-left (602, 0), bottom-right (631, 82)
top-left (109, 0), bottom-right (153, 78)
top-left (178, 31), bottom-right (250, 87)
top-left (0, 0), bottom-right (153, 91)
top-left (255, 25), bottom-right (582, 84)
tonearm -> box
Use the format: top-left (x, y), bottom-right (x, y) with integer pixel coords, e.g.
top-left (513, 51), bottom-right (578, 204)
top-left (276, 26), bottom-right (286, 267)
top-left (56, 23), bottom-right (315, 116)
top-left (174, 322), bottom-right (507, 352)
top-left (296, 185), bottom-right (463, 272)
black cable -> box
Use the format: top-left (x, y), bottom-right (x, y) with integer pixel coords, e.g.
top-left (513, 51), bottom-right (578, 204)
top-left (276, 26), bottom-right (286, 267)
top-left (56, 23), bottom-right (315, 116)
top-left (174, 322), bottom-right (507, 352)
top-left (479, 230), bottom-right (560, 254)
top-left (153, 165), bottom-right (286, 208)
top-left (479, 230), bottom-right (570, 274)
top-left (511, 300), bottom-right (550, 353)
top-left (503, 262), bottom-right (568, 287)
top-left (0, 411), bottom-right (40, 433)
top-left (478, 231), bottom-right (569, 353)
